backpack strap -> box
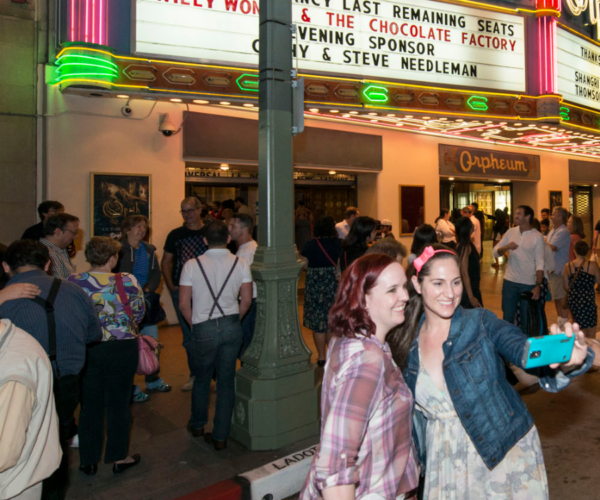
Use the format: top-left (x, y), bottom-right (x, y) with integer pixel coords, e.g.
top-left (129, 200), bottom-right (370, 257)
top-left (30, 278), bottom-right (62, 377)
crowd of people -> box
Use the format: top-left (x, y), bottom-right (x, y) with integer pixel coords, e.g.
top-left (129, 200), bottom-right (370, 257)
top-left (0, 196), bottom-right (259, 499)
top-left (1, 196), bottom-right (599, 499)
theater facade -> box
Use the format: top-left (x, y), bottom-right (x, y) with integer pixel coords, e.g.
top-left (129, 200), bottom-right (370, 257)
top-left (40, 0), bottom-right (600, 264)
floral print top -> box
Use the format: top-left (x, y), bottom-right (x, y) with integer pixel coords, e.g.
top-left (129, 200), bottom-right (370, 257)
top-left (67, 272), bottom-right (145, 341)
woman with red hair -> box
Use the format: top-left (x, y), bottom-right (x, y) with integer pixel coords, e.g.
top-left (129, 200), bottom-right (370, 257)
top-left (300, 254), bottom-right (419, 500)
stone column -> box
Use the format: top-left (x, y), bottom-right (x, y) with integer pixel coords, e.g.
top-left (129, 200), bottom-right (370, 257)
top-left (230, 0), bottom-right (319, 450)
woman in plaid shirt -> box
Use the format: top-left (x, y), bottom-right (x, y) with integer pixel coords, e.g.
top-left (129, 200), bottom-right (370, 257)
top-left (300, 254), bottom-right (419, 500)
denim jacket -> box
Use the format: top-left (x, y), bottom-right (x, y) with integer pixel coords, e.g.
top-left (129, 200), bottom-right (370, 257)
top-left (403, 307), bottom-right (594, 471)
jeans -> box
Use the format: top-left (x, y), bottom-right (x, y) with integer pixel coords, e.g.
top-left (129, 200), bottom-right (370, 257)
top-left (239, 299), bottom-right (257, 359)
top-left (42, 374), bottom-right (80, 500)
top-left (190, 314), bottom-right (243, 441)
top-left (502, 279), bottom-right (535, 335)
top-left (141, 324), bottom-right (161, 383)
top-left (170, 288), bottom-right (194, 377)
top-left (79, 340), bottom-right (138, 466)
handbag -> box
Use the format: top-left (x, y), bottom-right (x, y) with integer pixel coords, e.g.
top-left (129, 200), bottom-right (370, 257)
top-left (315, 238), bottom-right (341, 281)
top-left (562, 264), bottom-right (583, 310)
top-left (114, 273), bottom-right (161, 376)
top-left (141, 291), bottom-right (166, 326)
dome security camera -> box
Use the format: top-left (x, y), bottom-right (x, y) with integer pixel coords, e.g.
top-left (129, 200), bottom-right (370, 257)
top-left (121, 106), bottom-right (133, 117)
top-left (158, 113), bottom-right (177, 137)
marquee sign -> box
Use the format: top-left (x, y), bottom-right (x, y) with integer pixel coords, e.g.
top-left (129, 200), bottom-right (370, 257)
top-left (134, 0), bottom-right (526, 91)
top-left (439, 144), bottom-right (541, 180)
top-left (558, 28), bottom-right (600, 111)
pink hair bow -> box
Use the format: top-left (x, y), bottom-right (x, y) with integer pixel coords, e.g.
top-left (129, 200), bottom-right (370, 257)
top-left (413, 246), bottom-right (456, 275)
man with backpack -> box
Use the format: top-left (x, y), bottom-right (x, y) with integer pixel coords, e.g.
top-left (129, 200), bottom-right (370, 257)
top-left (0, 240), bottom-right (101, 499)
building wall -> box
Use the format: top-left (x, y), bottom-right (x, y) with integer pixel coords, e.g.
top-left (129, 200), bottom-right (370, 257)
top-left (45, 88), bottom-right (590, 318)
top-left (0, 0), bottom-right (41, 244)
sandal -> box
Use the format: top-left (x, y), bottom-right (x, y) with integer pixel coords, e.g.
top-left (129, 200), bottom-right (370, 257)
top-left (146, 379), bottom-right (172, 393)
top-left (132, 391), bottom-right (149, 403)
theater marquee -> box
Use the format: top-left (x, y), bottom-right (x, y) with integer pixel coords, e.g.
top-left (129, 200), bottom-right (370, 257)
top-left (134, 0), bottom-right (526, 91)
top-left (558, 28), bottom-right (600, 111)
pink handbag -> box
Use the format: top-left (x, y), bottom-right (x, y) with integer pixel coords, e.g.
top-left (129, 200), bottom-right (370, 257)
top-left (136, 335), bottom-right (161, 376)
top-left (114, 273), bottom-right (162, 376)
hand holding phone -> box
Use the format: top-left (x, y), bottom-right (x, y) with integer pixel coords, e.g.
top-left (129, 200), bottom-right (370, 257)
top-left (547, 322), bottom-right (589, 371)
top-left (522, 334), bottom-right (575, 369)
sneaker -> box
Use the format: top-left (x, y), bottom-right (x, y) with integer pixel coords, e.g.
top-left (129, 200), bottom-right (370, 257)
top-left (146, 378), bottom-right (172, 393)
top-left (182, 376), bottom-right (195, 392)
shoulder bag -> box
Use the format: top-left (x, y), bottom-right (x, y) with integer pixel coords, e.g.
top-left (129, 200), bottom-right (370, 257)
top-left (115, 273), bottom-right (161, 376)
top-left (315, 238), bottom-right (341, 281)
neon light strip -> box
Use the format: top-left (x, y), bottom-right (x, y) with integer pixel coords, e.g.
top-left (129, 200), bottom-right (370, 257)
top-left (57, 62), bottom-right (118, 73)
top-left (70, 0), bottom-right (75, 41)
top-left (56, 73), bottom-right (117, 82)
top-left (92, 0), bottom-right (95, 44)
top-left (57, 54), bottom-right (118, 69)
top-left (99, 0), bottom-right (103, 45)
top-left (85, 0), bottom-right (89, 42)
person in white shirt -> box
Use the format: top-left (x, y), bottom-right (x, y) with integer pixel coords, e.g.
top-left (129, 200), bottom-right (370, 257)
top-left (229, 213), bottom-right (258, 358)
top-left (335, 206), bottom-right (359, 239)
top-left (179, 221), bottom-right (252, 450)
top-left (493, 205), bottom-right (545, 334)
top-left (462, 206), bottom-right (481, 256)
top-left (434, 208), bottom-right (456, 248)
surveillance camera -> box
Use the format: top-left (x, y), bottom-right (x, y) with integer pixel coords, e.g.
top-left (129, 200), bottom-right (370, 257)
top-left (121, 106), bottom-right (133, 117)
top-left (159, 113), bottom-right (177, 137)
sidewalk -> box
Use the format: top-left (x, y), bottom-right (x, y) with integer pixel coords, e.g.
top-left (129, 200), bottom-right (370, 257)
top-left (64, 242), bottom-right (600, 499)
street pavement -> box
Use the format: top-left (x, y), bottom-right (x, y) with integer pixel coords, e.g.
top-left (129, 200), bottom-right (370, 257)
top-left (64, 242), bottom-right (600, 499)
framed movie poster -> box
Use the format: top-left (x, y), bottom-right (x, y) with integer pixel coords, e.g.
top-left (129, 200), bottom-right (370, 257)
top-left (90, 173), bottom-right (151, 240)
top-left (549, 191), bottom-right (563, 212)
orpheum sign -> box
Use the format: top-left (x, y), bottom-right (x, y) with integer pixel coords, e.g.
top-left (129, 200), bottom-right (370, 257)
top-left (439, 144), bottom-right (541, 180)
top-left (134, 0), bottom-right (526, 91)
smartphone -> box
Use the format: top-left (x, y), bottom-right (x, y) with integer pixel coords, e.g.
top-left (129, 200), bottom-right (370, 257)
top-left (521, 334), bottom-right (575, 369)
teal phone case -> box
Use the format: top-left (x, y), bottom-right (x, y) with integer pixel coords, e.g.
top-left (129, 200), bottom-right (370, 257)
top-left (521, 334), bottom-right (575, 369)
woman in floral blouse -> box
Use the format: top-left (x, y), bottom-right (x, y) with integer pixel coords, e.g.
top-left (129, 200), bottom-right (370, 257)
top-left (68, 237), bottom-right (144, 475)
top-left (300, 254), bottom-right (418, 500)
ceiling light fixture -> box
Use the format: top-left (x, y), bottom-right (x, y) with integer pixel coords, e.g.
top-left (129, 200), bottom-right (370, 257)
top-left (220, 163), bottom-right (230, 170)
top-left (117, 94), bottom-right (129, 99)
top-left (170, 98), bottom-right (182, 103)
top-left (329, 170), bottom-right (337, 175)
top-left (219, 101), bottom-right (231, 105)
top-left (193, 99), bottom-right (209, 104)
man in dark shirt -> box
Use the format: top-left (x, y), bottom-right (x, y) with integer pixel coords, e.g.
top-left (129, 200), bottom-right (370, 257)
top-left (471, 202), bottom-right (486, 259)
top-left (162, 197), bottom-right (208, 391)
top-left (21, 201), bottom-right (64, 241)
top-left (0, 240), bottom-right (101, 497)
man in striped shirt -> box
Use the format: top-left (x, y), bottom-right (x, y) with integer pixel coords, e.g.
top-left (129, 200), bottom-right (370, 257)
top-left (40, 213), bottom-right (79, 279)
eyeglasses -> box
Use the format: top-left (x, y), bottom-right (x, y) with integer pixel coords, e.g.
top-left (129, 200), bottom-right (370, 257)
top-left (180, 209), bottom-right (199, 215)
top-left (64, 229), bottom-right (79, 236)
